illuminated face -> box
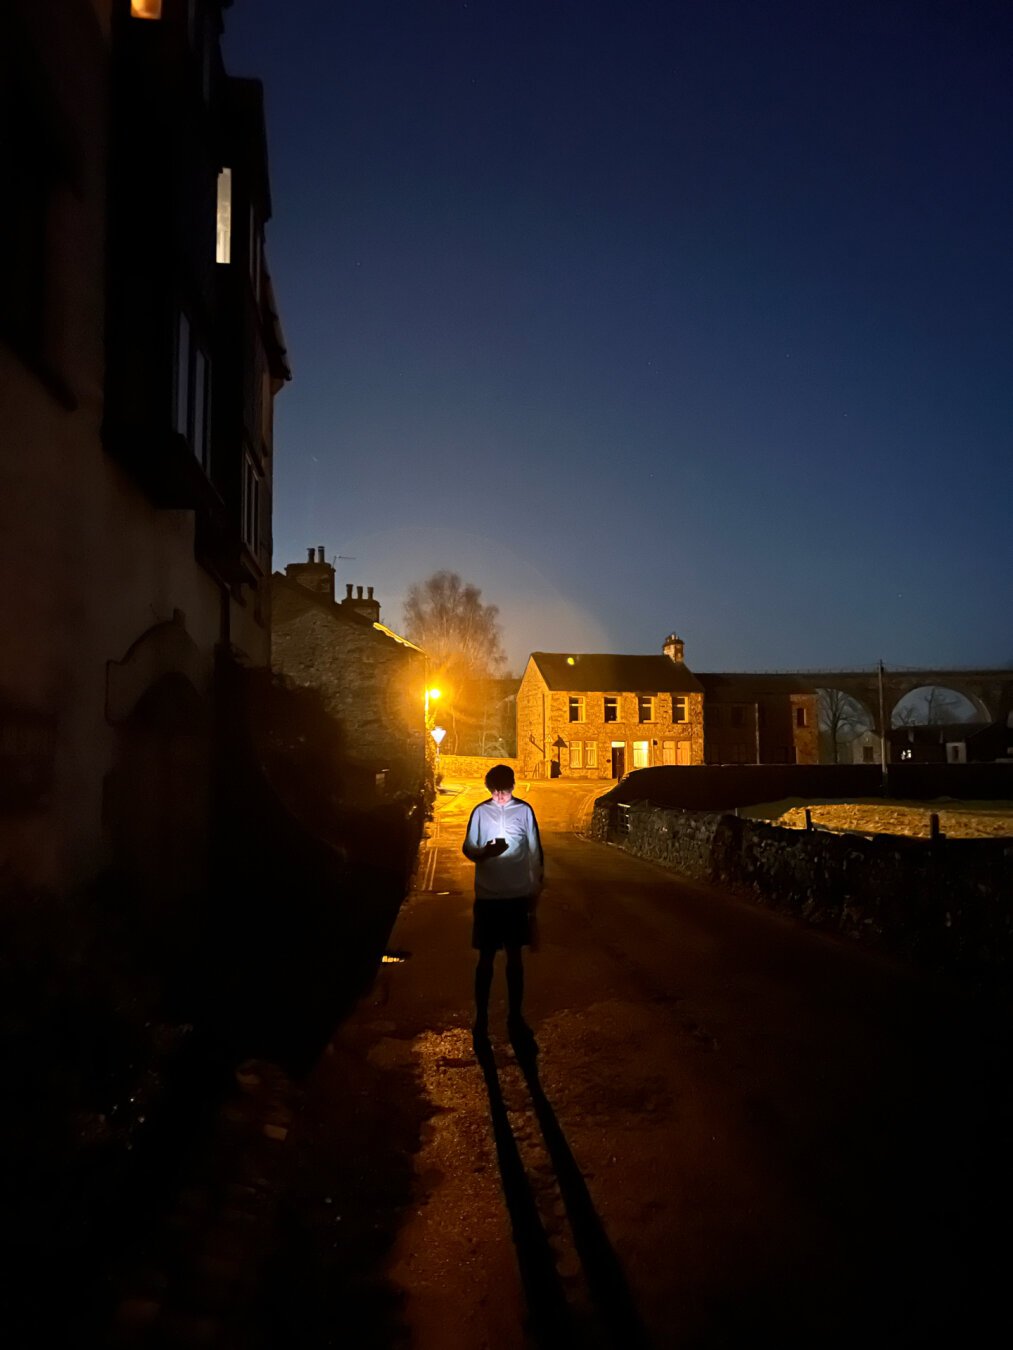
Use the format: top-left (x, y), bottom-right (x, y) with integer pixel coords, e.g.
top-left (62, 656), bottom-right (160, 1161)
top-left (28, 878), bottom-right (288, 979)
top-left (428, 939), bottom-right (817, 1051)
top-left (490, 787), bottom-right (513, 805)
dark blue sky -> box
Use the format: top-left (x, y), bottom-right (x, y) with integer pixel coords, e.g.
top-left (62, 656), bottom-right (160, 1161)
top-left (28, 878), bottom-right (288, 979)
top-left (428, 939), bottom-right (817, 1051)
top-left (225, 0), bottom-right (1012, 675)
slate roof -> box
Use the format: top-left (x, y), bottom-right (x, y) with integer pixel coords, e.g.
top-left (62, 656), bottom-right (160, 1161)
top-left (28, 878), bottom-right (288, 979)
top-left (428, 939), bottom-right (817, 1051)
top-left (529, 652), bottom-right (703, 694)
top-left (272, 573), bottom-right (423, 654)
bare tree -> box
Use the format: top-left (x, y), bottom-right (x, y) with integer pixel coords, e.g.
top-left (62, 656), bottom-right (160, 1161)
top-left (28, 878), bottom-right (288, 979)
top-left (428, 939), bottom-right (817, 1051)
top-left (817, 687), bottom-right (872, 764)
top-left (403, 572), bottom-right (507, 752)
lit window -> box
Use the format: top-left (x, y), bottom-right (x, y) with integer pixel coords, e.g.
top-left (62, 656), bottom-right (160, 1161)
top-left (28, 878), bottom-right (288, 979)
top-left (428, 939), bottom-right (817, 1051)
top-left (638, 694), bottom-right (655, 723)
top-left (568, 696), bottom-right (585, 723)
top-left (242, 452), bottom-right (261, 553)
top-left (570, 741), bottom-right (583, 769)
top-left (131, 1), bottom-right (163, 18)
top-left (585, 741), bottom-right (598, 768)
top-left (632, 740), bottom-right (650, 769)
top-left (216, 168), bottom-right (232, 264)
top-left (672, 696), bottom-right (687, 724)
top-left (603, 695), bottom-right (618, 723)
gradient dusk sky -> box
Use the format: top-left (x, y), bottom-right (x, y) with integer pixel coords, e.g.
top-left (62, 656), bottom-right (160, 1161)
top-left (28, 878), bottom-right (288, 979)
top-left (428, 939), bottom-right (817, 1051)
top-left (225, 0), bottom-right (1012, 676)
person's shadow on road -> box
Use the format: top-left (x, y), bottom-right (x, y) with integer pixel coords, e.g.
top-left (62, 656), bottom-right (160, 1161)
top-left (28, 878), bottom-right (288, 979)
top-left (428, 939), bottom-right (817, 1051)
top-left (474, 1029), bottom-right (651, 1348)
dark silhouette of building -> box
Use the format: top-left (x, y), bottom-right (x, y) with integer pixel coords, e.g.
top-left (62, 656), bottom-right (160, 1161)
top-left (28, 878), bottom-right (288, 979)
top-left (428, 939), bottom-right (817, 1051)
top-left (1, 0), bottom-right (289, 903)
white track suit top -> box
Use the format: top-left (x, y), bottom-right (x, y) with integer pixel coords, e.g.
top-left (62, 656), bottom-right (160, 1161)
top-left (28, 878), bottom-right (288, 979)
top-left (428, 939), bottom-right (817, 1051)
top-left (462, 796), bottom-right (544, 900)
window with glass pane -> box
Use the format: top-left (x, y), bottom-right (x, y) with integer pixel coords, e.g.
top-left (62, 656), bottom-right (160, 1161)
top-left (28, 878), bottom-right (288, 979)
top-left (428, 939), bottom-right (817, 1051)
top-left (638, 694), bottom-right (655, 722)
top-left (672, 696), bottom-right (687, 723)
top-left (175, 312), bottom-right (190, 437)
top-left (568, 696), bottom-right (585, 723)
top-left (604, 695), bottom-right (618, 722)
top-left (585, 741), bottom-right (598, 768)
top-left (242, 454), bottom-right (260, 552)
top-left (131, 1), bottom-right (163, 18)
top-left (192, 349), bottom-right (210, 471)
top-left (216, 168), bottom-right (232, 263)
top-left (570, 741), bottom-right (583, 769)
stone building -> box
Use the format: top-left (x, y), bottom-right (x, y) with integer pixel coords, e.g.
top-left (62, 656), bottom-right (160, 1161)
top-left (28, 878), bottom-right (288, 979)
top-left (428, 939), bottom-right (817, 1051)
top-left (516, 635), bottom-right (705, 779)
top-left (696, 675), bottom-right (819, 764)
top-left (0, 0), bottom-right (289, 901)
top-left (271, 551), bottom-right (428, 798)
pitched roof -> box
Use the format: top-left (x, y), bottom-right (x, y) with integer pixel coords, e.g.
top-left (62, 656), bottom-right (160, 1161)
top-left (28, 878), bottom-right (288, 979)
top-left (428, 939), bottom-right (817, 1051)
top-left (529, 652), bottom-right (702, 694)
top-left (272, 573), bottom-right (423, 655)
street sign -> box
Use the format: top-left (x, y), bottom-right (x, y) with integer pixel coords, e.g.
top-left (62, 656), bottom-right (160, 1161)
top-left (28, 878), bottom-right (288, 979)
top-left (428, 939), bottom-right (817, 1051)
top-left (431, 726), bottom-right (446, 745)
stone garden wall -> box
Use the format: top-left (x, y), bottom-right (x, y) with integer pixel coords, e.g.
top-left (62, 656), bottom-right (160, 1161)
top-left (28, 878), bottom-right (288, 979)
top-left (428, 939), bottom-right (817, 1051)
top-left (590, 799), bottom-right (1013, 977)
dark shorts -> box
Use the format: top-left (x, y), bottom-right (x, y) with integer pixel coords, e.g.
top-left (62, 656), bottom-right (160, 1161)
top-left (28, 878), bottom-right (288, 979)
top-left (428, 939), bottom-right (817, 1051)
top-left (472, 896), bottom-right (533, 952)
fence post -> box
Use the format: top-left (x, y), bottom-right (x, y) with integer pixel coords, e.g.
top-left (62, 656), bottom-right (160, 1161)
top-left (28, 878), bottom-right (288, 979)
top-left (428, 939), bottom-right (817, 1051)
top-left (804, 808), bottom-right (813, 832)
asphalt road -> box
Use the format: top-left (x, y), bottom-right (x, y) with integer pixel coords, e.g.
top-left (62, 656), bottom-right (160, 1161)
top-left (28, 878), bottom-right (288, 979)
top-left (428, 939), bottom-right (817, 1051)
top-left (104, 778), bottom-right (1008, 1349)
top-left (321, 778), bottom-right (1009, 1350)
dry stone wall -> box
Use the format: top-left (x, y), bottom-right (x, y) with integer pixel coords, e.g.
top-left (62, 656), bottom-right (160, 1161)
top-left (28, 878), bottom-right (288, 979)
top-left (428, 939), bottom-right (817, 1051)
top-left (590, 799), bottom-right (1013, 977)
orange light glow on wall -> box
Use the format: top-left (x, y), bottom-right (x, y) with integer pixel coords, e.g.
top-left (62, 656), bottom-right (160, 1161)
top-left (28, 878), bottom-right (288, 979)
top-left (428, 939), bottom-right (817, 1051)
top-left (130, 0), bottom-right (163, 17)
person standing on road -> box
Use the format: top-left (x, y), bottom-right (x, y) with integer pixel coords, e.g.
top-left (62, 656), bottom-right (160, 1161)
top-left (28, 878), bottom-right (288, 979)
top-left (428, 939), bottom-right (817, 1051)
top-left (462, 764), bottom-right (543, 1040)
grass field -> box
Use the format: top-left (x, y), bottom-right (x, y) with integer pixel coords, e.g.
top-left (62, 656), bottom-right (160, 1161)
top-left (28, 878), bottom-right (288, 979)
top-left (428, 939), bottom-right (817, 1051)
top-left (741, 798), bottom-right (1013, 840)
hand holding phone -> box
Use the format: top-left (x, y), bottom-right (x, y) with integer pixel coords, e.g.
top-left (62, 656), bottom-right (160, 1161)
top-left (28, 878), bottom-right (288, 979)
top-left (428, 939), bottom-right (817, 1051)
top-left (486, 837), bottom-right (508, 856)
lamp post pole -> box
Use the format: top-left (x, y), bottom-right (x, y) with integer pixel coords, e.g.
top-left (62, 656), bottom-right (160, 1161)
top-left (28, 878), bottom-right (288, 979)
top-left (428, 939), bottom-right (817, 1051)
top-left (878, 660), bottom-right (889, 793)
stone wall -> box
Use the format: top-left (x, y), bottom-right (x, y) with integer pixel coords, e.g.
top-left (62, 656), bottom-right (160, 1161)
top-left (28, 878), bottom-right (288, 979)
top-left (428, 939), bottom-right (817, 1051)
top-left (272, 588), bottom-right (427, 795)
top-left (590, 799), bottom-right (1013, 976)
top-left (437, 755), bottom-right (520, 782)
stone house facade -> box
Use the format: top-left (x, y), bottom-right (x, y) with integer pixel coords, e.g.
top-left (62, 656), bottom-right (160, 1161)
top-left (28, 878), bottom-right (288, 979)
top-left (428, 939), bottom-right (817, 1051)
top-left (697, 675), bottom-right (819, 765)
top-left (515, 636), bottom-right (821, 779)
top-left (1, 0), bottom-right (288, 903)
top-left (517, 636), bottom-right (705, 779)
top-left (271, 550), bottom-right (428, 797)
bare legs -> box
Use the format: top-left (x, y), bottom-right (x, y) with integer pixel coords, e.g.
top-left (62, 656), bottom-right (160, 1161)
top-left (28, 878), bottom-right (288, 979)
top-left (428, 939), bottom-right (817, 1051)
top-left (474, 944), bottom-right (525, 1036)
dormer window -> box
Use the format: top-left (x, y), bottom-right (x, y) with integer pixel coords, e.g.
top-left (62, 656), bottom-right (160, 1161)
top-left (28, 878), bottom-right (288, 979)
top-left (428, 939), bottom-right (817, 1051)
top-left (216, 168), bottom-right (232, 263)
top-left (130, 1), bottom-right (163, 18)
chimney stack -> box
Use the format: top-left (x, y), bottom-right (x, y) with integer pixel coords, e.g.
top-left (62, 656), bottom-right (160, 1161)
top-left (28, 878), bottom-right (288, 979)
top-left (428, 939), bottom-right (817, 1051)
top-left (285, 545), bottom-right (336, 601)
top-left (663, 633), bottom-right (685, 663)
top-left (339, 581), bottom-right (382, 624)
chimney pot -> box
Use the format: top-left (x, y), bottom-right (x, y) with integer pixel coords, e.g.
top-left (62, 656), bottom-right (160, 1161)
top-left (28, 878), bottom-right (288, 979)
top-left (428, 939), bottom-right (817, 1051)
top-left (345, 584), bottom-right (353, 599)
top-left (367, 585), bottom-right (374, 599)
top-left (356, 585), bottom-right (363, 599)
top-left (307, 547), bottom-right (314, 562)
top-left (317, 546), bottom-right (325, 563)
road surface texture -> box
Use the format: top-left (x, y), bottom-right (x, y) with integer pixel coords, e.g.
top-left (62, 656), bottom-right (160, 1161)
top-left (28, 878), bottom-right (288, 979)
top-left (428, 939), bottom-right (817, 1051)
top-left (107, 778), bottom-right (1009, 1349)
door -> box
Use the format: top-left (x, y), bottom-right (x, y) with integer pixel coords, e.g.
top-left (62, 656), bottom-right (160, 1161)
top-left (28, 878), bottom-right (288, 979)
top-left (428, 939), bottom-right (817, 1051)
top-left (676, 740), bottom-right (691, 765)
top-left (662, 740), bottom-right (676, 765)
top-left (610, 742), bottom-right (626, 779)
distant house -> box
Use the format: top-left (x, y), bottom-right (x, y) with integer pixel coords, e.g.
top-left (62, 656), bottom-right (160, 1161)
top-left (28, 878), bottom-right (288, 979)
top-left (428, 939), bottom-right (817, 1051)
top-left (516, 636), bottom-right (704, 779)
top-left (890, 720), bottom-right (1013, 765)
top-left (271, 550), bottom-right (427, 797)
top-left (850, 729), bottom-right (880, 764)
top-left (696, 675), bottom-right (819, 765)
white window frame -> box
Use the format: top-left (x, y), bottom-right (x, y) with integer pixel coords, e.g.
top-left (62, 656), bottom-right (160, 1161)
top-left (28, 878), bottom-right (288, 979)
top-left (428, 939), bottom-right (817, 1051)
top-left (603, 694), bottom-right (618, 723)
top-left (570, 741), bottom-right (584, 769)
top-left (585, 741), bottom-right (598, 768)
top-left (672, 696), bottom-right (688, 724)
top-left (632, 740), bottom-right (650, 769)
top-left (638, 694), bottom-right (655, 723)
top-left (568, 696), bottom-right (586, 723)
